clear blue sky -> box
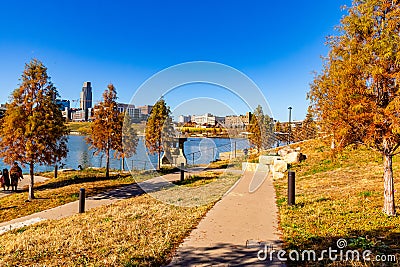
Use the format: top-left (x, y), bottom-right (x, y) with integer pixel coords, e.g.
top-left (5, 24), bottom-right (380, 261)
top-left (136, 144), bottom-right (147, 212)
top-left (0, 0), bottom-right (350, 121)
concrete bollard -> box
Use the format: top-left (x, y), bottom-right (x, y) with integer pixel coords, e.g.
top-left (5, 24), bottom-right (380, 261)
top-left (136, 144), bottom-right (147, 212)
top-left (79, 188), bottom-right (85, 213)
top-left (288, 171), bottom-right (295, 206)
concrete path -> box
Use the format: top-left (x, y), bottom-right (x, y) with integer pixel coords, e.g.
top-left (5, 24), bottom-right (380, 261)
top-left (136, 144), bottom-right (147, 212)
top-left (0, 173), bottom-right (180, 231)
top-left (0, 168), bottom-right (284, 266)
top-left (167, 171), bottom-right (284, 266)
top-left (0, 175), bottom-right (49, 198)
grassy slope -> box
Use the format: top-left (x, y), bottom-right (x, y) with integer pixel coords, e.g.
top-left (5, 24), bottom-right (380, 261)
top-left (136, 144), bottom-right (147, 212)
top-left (0, 169), bottom-right (241, 266)
top-left (0, 195), bottom-right (212, 266)
top-left (66, 121), bottom-right (92, 135)
top-left (274, 139), bottom-right (400, 266)
top-left (0, 169), bottom-right (140, 223)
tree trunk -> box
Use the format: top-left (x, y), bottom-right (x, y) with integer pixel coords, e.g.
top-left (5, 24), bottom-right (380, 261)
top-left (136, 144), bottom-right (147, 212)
top-left (106, 145), bottom-right (110, 179)
top-left (383, 152), bottom-right (396, 216)
top-left (121, 157), bottom-right (125, 171)
top-left (28, 161), bottom-right (35, 201)
top-left (158, 151), bottom-right (161, 170)
top-left (54, 163), bottom-right (58, 179)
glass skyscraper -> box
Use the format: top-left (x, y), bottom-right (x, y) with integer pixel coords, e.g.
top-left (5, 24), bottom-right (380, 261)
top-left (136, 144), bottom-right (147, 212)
top-left (80, 81), bottom-right (92, 111)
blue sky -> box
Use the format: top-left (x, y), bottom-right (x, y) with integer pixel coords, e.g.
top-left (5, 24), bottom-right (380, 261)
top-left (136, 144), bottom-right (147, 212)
top-left (0, 0), bottom-right (350, 121)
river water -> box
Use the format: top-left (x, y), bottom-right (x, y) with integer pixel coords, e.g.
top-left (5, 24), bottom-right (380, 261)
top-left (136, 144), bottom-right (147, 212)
top-left (0, 136), bottom-right (250, 174)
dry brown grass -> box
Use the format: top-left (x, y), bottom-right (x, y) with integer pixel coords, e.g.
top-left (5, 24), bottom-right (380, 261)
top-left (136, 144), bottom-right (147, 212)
top-left (0, 169), bottom-right (240, 266)
top-left (274, 138), bottom-right (400, 266)
top-left (206, 157), bottom-right (244, 170)
top-left (0, 169), bottom-right (146, 223)
top-left (156, 171), bottom-right (241, 207)
top-left (0, 195), bottom-right (212, 266)
top-left (66, 121), bottom-right (92, 134)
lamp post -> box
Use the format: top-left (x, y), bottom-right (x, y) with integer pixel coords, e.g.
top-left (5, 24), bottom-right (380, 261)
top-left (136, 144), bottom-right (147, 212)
top-left (288, 107), bottom-right (292, 144)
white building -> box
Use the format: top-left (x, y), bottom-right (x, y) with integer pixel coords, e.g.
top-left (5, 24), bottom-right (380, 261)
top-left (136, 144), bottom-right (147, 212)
top-left (178, 115), bottom-right (191, 124)
top-left (191, 113), bottom-right (224, 126)
top-left (117, 103), bottom-right (144, 123)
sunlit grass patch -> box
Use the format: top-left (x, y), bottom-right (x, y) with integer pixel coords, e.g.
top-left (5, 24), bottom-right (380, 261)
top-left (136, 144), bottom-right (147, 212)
top-left (0, 169), bottom-right (147, 223)
top-left (0, 194), bottom-right (212, 266)
top-left (66, 121), bottom-right (92, 134)
top-left (153, 172), bottom-right (241, 207)
top-left (207, 157), bottom-right (243, 169)
top-left (274, 138), bottom-right (400, 266)
top-left (173, 171), bottom-right (221, 187)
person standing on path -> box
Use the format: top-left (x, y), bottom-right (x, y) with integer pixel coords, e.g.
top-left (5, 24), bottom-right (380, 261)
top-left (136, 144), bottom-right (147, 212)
top-left (9, 162), bottom-right (23, 192)
top-left (2, 168), bottom-right (10, 191)
top-left (0, 170), bottom-right (3, 190)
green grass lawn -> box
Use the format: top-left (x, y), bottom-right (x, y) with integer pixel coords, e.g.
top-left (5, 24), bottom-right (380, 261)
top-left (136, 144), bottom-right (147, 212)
top-left (66, 121), bottom-right (92, 134)
top-left (274, 139), bottom-right (400, 266)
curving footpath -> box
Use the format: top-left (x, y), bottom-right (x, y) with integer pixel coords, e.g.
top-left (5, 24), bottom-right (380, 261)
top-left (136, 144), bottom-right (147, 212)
top-left (167, 170), bottom-right (284, 266)
top-left (0, 175), bottom-right (50, 198)
top-left (0, 172), bottom-right (179, 234)
top-left (0, 170), bottom-right (284, 266)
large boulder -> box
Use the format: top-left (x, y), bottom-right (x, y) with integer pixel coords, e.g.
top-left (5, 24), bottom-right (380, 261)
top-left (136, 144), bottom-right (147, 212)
top-left (284, 152), bottom-right (301, 164)
top-left (259, 155), bottom-right (280, 165)
top-left (273, 158), bottom-right (287, 173)
top-left (283, 152), bottom-right (307, 164)
top-left (278, 146), bottom-right (303, 157)
top-left (277, 147), bottom-right (294, 157)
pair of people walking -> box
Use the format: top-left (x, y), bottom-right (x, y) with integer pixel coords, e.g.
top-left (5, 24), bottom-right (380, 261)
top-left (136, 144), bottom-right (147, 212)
top-left (0, 162), bottom-right (23, 191)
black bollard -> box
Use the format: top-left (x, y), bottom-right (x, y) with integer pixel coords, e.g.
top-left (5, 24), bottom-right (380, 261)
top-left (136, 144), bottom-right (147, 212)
top-left (180, 163), bottom-right (184, 182)
top-left (288, 171), bottom-right (295, 206)
top-left (79, 188), bottom-right (85, 213)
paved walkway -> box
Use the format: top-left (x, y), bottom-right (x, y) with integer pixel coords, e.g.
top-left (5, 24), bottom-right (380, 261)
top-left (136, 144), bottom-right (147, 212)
top-left (167, 171), bottom-right (284, 266)
top-left (0, 175), bottom-right (49, 198)
top-left (0, 172), bottom-right (180, 231)
top-left (0, 169), bottom-right (284, 266)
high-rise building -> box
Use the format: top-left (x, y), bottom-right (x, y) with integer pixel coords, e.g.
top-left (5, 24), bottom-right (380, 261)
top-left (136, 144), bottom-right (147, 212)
top-left (80, 81), bottom-right (92, 111)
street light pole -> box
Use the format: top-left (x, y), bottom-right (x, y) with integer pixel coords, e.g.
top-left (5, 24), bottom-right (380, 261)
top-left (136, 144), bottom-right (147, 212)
top-left (288, 107), bottom-right (292, 144)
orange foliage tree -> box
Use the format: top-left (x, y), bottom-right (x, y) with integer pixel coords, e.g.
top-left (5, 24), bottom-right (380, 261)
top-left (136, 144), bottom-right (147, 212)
top-left (309, 0), bottom-right (400, 215)
top-left (87, 84), bottom-right (138, 178)
top-left (247, 105), bottom-right (274, 152)
top-left (145, 98), bottom-right (172, 170)
top-left (0, 59), bottom-right (68, 201)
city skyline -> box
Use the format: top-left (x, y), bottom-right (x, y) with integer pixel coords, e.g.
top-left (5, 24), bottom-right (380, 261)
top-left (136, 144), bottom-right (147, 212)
top-left (0, 0), bottom-right (352, 121)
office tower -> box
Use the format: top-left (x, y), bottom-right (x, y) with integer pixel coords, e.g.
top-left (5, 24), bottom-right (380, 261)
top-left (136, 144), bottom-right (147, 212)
top-left (80, 81), bottom-right (92, 110)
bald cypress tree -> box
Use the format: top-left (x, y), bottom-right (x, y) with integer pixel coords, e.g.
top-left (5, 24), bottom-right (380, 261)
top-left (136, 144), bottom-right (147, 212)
top-left (0, 59), bottom-right (69, 201)
top-left (247, 105), bottom-right (274, 152)
top-left (309, 0), bottom-right (400, 216)
top-left (247, 109), bottom-right (262, 153)
top-left (86, 84), bottom-right (138, 178)
top-left (145, 99), bottom-right (171, 170)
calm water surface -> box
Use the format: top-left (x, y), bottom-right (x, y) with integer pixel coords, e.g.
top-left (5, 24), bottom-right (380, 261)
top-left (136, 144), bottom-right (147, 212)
top-left (0, 136), bottom-right (250, 174)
